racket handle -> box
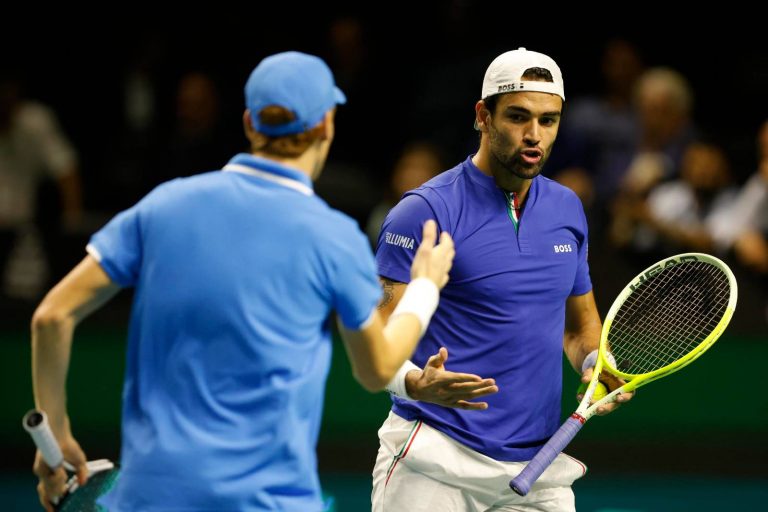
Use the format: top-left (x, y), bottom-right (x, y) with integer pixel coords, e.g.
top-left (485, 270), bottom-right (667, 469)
top-left (23, 409), bottom-right (64, 468)
top-left (509, 414), bottom-right (585, 496)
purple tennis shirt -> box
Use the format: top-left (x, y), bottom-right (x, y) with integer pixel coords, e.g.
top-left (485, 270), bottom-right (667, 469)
top-left (376, 155), bottom-right (592, 462)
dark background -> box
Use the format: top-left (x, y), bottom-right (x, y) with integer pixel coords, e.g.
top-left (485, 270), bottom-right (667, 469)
top-left (5, 7), bottom-right (767, 207)
top-left (2, 4), bottom-right (767, 510)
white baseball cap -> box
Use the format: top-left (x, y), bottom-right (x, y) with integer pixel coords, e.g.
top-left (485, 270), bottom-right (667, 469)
top-left (481, 47), bottom-right (565, 101)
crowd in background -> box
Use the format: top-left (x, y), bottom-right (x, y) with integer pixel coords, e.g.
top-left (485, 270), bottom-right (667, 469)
top-left (1, 13), bottom-right (765, 334)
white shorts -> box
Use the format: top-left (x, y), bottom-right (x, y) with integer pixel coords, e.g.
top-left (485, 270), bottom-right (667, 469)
top-left (371, 411), bottom-right (586, 512)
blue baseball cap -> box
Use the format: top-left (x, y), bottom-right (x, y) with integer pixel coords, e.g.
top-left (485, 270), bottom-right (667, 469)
top-left (245, 51), bottom-right (346, 137)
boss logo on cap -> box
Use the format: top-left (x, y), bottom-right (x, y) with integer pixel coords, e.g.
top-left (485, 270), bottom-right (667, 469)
top-left (498, 82), bottom-right (525, 93)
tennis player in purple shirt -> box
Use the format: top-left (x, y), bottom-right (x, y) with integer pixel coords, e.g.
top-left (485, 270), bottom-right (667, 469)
top-left (371, 48), bottom-right (633, 512)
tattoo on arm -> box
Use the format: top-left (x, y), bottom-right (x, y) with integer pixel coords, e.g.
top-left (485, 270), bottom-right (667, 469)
top-left (379, 278), bottom-right (396, 309)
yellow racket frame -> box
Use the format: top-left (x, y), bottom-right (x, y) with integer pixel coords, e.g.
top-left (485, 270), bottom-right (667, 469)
top-left (595, 252), bottom-right (738, 397)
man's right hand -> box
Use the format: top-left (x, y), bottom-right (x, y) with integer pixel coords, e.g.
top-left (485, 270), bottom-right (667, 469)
top-left (33, 435), bottom-right (88, 512)
top-left (405, 347), bottom-right (498, 410)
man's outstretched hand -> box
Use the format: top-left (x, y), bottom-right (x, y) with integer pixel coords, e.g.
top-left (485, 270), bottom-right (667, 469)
top-left (405, 347), bottom-right (498, 410)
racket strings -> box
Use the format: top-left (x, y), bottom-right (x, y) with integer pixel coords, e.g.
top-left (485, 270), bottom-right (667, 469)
top-left (607, 261), bottom-right (730, 375)
top-left (615, 286), bottom-right (712, 371)
top-left (618, 265), bottom-right (727, 370)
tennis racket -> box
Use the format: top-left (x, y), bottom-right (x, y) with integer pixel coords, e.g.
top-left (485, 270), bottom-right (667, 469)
top-left (509, 252), bottom-right (737, 495)
top-left (24, 409), bottom-right (119, 511)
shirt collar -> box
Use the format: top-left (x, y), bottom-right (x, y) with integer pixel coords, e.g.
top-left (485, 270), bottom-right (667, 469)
top-left (223, 153), bottom-right (314, 196)
top-left (464, 155), bottom-right (498, 191)
top-left (463, 154), bottom-right (540, 207)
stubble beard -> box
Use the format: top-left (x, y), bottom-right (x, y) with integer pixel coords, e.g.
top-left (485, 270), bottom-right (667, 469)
top-left (488, 126), bottom-right (549, 182)
top-left (490, 148), bottom-right (545, 181)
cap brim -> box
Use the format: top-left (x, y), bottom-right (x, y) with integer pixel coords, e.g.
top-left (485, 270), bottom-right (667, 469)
top-left (334, 86), bottom-right (347, 105)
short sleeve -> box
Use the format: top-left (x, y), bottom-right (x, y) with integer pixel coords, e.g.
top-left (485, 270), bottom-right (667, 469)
top-left (375, 193), bottom-right (439, 284)
top-left (86, 183), bottom-right (175, 287)
top-left (87, 205), bottom-right (143, 288)
top-left (331, 226), bottom-right (382, 330)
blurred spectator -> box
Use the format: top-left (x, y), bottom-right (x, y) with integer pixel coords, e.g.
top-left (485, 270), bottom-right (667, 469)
top-left (156, 72), bottom-right (239, 185)
top-left (618, 67), bottom-right (697, 197)
top-left (314, 16), bottom-right (389, 224)
top-left (99, 35), bottom-right (169, 210)
top-left (550, 39), bottom-right (644, 208)
top-left (560, 66), bottom-right (697, 223)
top-left (327, 16), bottom-right (367, 94)
top-left (553, 169), bottom-right (595, 212)
top-left (324, 16), bottom-right (379, 169)
top-left (711, 120), bottom-right (768, 273)
top-left (601, 67), bottom-right (699, 257)
top-left (610, 142), bottom-right (736, 255)
top-left (0, 74), bottom-right (82, 299)
top-left (365, 142), bottom-right (444, 246)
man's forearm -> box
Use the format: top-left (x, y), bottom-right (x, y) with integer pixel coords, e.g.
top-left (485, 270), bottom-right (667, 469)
top-left (378, 277), bottom-right (405, 323)
top-left (563, 311), bottom-right (602, 374)
top-left (30, 257), bottom-right (120, 440)
top-left (31, 310), bottom-right (75, 439)
top-left (564, 292), bottom-right (602, 373)
top-left (563, 325), bottom-right (601, 373)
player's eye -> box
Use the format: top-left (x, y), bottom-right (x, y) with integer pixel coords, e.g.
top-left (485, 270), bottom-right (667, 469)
top-left (539, 117), bottom-right (556, 127)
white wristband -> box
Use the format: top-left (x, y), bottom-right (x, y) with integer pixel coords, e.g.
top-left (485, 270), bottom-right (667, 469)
top-left (581, 349), bottom-right (616, 372)
top-left (390, 277), bottom-right (439, 336)
top-left (385, 360), bottom-right (421, 400)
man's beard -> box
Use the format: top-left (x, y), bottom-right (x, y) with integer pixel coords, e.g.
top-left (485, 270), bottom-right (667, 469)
top-left (488, 125), bottom-right (549, 181)
top-left (490, 148), bottom-right (546, 180)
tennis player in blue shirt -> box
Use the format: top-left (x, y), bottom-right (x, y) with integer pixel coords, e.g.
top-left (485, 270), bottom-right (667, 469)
top-left (371, 48), bottom-right (633, 511)
top-left (30, 51), bottom-right (454, 512)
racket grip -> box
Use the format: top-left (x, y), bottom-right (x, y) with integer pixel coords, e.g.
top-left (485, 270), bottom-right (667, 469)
top-left (23, 409), bottom-right (64, 468)
top-left (509, 414), bottom-right (585, 496)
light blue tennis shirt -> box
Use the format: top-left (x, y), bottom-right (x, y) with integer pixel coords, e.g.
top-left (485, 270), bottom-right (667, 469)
top-left (376, 156), bottom-right (592, 462)
top-left (90, 154), bottom-right (381, 511)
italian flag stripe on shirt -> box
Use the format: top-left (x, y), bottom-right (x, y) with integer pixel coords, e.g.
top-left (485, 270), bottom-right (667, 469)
top-left (505, 191), bottom-right (520, 232)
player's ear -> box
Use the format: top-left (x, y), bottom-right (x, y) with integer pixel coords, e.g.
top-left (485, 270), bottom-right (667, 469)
top-left (318, 109), bottom-right (336, 141)
top-left (475, 100), bottom-right (491, 132)
top-left (243, 110), bottom-right (256, 139)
